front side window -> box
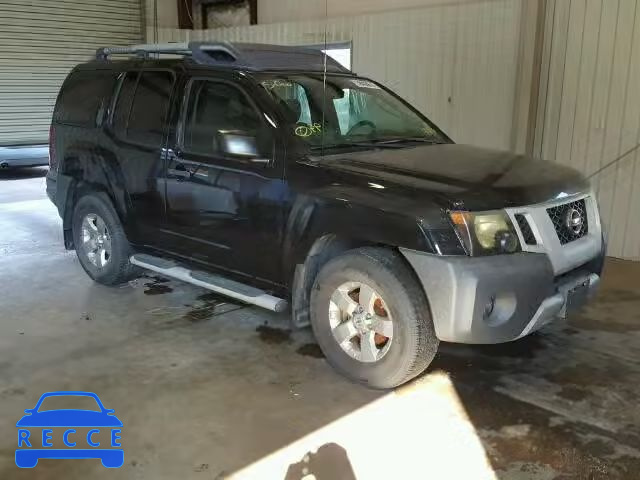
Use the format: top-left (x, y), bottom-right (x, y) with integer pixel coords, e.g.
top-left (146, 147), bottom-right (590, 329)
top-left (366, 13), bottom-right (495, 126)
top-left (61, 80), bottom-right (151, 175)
top-left (260, 74), bottom-right (448, 149)
top-left (183, 80), bottom-right (270, 159)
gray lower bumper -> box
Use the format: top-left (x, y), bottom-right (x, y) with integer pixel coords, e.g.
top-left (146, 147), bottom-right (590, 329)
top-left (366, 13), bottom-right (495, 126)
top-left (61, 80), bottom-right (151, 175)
top-left (400, 249), bottom-right (600, 344)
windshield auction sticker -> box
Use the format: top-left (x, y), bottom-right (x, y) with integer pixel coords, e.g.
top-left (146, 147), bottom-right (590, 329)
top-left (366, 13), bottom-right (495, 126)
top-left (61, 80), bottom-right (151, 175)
top-left (295, 123), bottom-right (322, 137)
top-left (351, 79), bottom-right (380, 89)
top-left (261, 79), bottom-right (294, 89)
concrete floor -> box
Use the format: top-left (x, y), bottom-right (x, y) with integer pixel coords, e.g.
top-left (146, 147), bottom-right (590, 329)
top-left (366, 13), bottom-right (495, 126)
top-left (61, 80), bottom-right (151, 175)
top-left (1, 167), bottom-right (639, 479)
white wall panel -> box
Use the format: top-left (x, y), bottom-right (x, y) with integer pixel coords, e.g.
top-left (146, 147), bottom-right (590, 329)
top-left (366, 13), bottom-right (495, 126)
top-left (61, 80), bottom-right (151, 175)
top-left (535, 0), bottom-right (640, 260)
top-left (0, 0), bottom-right (143, 145)
top-left (258, 0), bottom-right (484, 25)
top-left (144, 0), bottom-right (179, 33)
top-left (155, 0), bottom-right (524, 151)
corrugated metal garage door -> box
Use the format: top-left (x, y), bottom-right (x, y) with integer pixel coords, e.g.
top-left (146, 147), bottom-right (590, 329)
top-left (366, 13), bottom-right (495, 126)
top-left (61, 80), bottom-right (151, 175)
top-left (0, 0), bottom-right (142, 146)
top-left (534, 0), bottom-right (640, 260)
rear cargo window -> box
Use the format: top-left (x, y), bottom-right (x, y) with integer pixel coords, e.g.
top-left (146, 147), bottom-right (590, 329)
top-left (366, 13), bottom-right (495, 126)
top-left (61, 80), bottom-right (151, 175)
top-left (126, 71), bottom-right (174, 145)
top-left (55, 71), bottom-right (117, 127)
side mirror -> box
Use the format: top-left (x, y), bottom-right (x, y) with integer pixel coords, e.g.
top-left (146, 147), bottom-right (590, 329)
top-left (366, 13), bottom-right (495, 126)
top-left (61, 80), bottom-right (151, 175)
top-left (24, 409), bottom-right (33, 414)
top-left (218, 131), bottom-right (270, 165)
top-left (219, 131), bottom-right (258, 157)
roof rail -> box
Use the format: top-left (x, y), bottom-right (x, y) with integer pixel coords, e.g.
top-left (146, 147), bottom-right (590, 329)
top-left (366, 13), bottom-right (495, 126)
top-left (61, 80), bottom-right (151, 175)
top-left (96, 42), bottom-right (245, 64)
top-left (95, 41), bottom-right (351, 73)
top-left (96, 42), bottom-right (194, 60)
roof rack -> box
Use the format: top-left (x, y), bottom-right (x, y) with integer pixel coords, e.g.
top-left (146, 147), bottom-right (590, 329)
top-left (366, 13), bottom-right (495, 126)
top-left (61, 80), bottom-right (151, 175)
top-left (95, 41), bottom-right (351, 74)
top-left (96, 42), bottom-right (191, 60)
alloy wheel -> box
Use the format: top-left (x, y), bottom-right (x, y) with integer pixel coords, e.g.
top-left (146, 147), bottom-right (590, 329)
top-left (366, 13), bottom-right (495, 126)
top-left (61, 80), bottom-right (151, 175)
top-left (328, 281), bottom-right (394, 363)
top-left (80, 213), bottom-right (112, 268)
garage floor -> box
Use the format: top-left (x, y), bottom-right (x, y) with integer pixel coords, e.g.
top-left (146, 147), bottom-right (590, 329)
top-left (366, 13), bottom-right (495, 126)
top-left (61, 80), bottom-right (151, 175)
top-left (1, 168), bottom-right (639, 480)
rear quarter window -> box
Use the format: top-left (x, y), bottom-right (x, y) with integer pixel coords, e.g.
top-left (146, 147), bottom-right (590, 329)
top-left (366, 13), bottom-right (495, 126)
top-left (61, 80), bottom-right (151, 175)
top-left (55, 70), bottom-right (118, 127)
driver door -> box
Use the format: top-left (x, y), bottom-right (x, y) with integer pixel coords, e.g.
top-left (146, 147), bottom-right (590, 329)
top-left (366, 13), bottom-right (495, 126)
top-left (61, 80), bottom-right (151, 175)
top-left (163, 76), bottom-right (287, 284)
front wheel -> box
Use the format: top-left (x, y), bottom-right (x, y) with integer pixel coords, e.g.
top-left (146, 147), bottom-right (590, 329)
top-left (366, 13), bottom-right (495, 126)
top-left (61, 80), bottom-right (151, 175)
top-left (310, 247), bottom-right (439, 389)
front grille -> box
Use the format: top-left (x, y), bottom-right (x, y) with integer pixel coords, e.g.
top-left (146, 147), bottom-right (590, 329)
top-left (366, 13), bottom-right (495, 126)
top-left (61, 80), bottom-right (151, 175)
top-left (547, 199), bottom-right (589, 245)
top-left (515, 214), bottom-right (537, 245)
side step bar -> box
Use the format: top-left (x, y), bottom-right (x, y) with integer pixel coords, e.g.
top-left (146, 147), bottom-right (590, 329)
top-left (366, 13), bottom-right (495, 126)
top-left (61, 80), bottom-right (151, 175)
top-left (130, 254), bottom-right (288, 313)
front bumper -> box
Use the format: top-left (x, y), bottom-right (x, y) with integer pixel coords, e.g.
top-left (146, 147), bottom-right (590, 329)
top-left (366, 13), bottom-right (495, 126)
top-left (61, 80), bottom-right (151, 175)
top-left (400, 249), bottom-right (603, 344)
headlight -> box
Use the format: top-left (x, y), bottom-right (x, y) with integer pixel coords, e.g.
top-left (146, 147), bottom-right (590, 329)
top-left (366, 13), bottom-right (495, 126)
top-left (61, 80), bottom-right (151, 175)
top-left (449, 210), bottom-right (520, 256)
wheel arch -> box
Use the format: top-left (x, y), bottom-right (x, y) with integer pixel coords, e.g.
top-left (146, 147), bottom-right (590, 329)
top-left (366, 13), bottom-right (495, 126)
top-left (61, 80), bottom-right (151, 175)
top-left (59, 147), bottom-right (128, 250)
top-left (290, 233), bottom-right (409, 328)
top-left (284, 194), bottom-right (436, 328)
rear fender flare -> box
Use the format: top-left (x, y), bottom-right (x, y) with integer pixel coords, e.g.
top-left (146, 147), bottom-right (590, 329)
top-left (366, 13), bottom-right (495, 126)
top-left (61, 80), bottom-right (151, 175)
top-left (60, 147), bottom-right (129, 248)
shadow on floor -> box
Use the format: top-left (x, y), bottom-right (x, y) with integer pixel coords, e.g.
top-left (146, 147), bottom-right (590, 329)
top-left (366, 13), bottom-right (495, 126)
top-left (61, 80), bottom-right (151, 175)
top-left (284, 443), bottom-right (356, 480)
top-left (0, 166), bottom-right (48, 180)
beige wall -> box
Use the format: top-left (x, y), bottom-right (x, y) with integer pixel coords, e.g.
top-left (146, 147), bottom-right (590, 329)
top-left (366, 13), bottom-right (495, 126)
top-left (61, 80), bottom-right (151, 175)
top-left (144, 0), bottom-right (178, 29)
top-left (145, 0), bottom-right (483, 30)
top-left (534, 0), bottom-right (640, 260)
top-left (155, 0), bottom-right (528, 152)
top-left (258, 0), bottom-right (482, 24)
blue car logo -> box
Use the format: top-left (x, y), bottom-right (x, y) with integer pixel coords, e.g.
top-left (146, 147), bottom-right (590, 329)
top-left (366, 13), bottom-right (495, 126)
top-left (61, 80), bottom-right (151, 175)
top-left (15, 391), bottom-right (123, 468)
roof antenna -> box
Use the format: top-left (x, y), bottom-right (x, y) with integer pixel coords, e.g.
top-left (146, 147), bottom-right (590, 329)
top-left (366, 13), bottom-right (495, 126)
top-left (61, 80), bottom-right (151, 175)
top-left (321, 0), bottom-right (328, 158)
top-left (153, 0), bottom-right (159, 55)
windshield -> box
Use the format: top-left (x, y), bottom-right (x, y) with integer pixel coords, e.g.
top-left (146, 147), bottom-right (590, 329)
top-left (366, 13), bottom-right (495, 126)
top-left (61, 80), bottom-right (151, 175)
top-left (259, 74), bottom-right (448, 149)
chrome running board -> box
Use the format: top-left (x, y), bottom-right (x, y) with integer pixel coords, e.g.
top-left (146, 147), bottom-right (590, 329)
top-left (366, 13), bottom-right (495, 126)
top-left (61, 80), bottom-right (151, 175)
top-left (130, 254), bottom-right (288, 313)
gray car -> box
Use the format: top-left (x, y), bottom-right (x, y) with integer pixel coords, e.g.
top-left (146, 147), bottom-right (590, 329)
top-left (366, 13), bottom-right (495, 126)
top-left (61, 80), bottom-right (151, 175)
top-left (0, 145), bottom-right (49, 169)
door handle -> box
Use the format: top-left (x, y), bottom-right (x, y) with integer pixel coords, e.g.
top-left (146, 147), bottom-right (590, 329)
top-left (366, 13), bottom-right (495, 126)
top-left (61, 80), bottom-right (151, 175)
top-left (249, 157), bottom-right (271, 166)
top-left (163, 148), bottom-right (183, 161)
top-left (168, 163), bottom-right (192, 179)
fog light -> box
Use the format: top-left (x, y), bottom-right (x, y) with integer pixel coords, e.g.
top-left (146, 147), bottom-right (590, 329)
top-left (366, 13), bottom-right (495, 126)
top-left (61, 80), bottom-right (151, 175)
top-left (496, 230), bottom-right (518, 253)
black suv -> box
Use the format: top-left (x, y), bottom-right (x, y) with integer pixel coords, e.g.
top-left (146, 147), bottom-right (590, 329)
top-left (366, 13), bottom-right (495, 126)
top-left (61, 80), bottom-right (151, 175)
top-left (46, 42), bottom-right (605, 388)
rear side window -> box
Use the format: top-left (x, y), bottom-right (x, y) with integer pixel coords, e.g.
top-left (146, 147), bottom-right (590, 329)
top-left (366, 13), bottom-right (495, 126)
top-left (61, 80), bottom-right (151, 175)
top-left (112, 72), bottom-right (138, 138)
top-left (128, 71), bottom-right (174, 145)
top-left (55, 71), bottom-right (117, 127)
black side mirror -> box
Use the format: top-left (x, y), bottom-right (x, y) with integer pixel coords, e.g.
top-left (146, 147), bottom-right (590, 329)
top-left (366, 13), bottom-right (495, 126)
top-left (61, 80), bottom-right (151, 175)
top-left (217, 131), bottom-right (271, 166)
top-left (218, 131), bottom-right (256, 156)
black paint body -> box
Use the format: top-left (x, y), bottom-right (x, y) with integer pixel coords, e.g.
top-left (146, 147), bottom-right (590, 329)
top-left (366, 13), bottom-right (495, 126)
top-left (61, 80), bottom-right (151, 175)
top-left (46, 58), bottom-right (589, 296)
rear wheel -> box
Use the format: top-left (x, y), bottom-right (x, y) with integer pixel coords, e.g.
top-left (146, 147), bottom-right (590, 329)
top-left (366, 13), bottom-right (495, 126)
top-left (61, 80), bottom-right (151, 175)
top-left (310, 247), bottom-right (438, 389)
top-left (72, 193), bottom-right (139, 285)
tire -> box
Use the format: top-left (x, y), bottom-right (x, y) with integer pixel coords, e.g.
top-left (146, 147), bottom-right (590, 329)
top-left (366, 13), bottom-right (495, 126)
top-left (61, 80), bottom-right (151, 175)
top-left (72, 192), bottom-right (139, 285)
top-left (310, 247), bottom-right (439, 389)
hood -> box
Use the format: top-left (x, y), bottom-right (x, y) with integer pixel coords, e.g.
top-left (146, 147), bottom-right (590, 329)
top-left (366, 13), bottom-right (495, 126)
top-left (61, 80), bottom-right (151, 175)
top-left (311, 144), bottom-right (590, 211)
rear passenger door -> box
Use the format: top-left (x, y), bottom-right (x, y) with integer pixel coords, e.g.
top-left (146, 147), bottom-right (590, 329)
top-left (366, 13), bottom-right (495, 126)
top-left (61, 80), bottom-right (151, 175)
top-left (163, 76), bottom-right (287, 284)
top-left (108, 69), bottom-right (175, 247)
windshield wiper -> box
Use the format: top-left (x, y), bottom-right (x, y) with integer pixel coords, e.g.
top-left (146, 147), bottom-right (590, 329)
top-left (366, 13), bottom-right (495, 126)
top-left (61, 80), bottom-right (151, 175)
top-left (310, 142), bottom-right (405, 151)
top-left (374, 137), bottom-right (447, 145)
top-left (310, 138), bottom-right (447, 151)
